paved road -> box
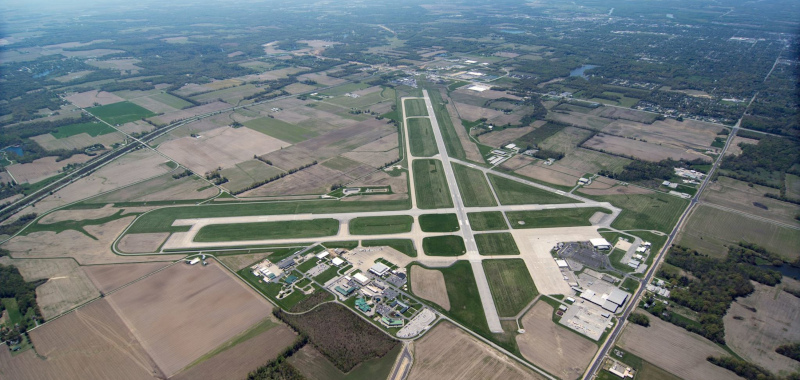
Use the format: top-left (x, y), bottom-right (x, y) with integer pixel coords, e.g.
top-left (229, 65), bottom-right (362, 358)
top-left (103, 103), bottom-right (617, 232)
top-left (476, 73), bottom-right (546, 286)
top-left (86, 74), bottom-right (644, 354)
top-left (389, 343), bottom-right (414, 380)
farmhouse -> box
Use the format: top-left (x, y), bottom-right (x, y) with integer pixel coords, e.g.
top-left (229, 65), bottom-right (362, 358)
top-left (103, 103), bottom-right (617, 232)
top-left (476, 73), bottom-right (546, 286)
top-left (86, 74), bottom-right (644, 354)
top-left (590, 238), bottom-right (612, 250)
top-left (370, 262), bottom-right (391, 277)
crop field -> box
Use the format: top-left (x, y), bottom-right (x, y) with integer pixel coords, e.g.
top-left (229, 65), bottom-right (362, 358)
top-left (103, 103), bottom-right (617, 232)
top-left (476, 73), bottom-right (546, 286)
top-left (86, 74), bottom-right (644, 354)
top-left (418, 213), bottom-right (460, 232)
top-left (583, 134), bottom-right (711, 162)
top-left (410, 265), bottom-right (451, 310)
top-left (219, 160), bottom-right (285, 193)
top-left (361, 239), bottom-right (417, 257)
top-left (404, 98), bottom-right (428, 117)
top-left (90, 173), bottom-right (217, 203)
top-left (558, 148), bottom-right (631, 175)
top-left (65, 89), bottom-right (125, 108)
top-left (506, 207), bottom-right (610, 228)
top-left (422, 235), bottom-right (466, 256)
top-left (601, 117), bottom-right (719, 151)
top-left (408, 321), bottom-right (546, 380)
top-left (150, 101), bottom-right (230, 125)
top-left (241, 164), bottom-right (358, 197)
top-left (275, 303), bottom-right (399, 373)
top-left (483, 259), bottom-right (537, 317)
top-left (701, 176), bottom-right (800, 226)
top-left (539, 126), bottom-right (596, 154)
top-left (173, 322), bottom-right (297, 380)
top-left (289, 344), bottom-right (401, 380)
top-left (0, 299), bottom-right (162, 380)
top-left (194, 219), bottom-right (339, 242)
top-left (477, 125), bottom-right (536, 148)
top-left (6, 154), bottom-right (93, 184)
top-left (191, 83), bottom-right (263, 104)
top-left (452, 163), bottom-right (497, 207)
top-left (51, 121), bottom-right (115, 138)
top-left (515, 162), bottom-right (582, 188)
top-left (595, 107), bottom-right (658, 124)
top-left (83, 262), bottom-right (171, 293)
top-left (679, 205), bottom-right (800, 260)
top-left (619, 314), bottom-right (737, 380)
top-left (513, 122), bottom-right (566, 148)
top-left (106, 260), bottom-right (273, 377)
top-left (149, 92), bottom-right (193, 109)
top-left (319, 82), bottom-right (371, 97)
top-left (488, 174), bottom-right (575, 205)
top-left (467, 211), bottom-right (508, 231)
top-left (723, 282), bottom-right (800, 374)
top-left (547, 108), bottom-right (614, 130)
top-left (413, 159), bottom-right (454, 209)
top-left (90, 101), bottom-right (156, 125)
top-left (408, 117), bottom-right (438, 157)
top-left (516, 301), bottom-right (596, 380)
top-left (589, 192), bottom-right (688, 233)
top-left (349, 215), bottom-right (413, 235)
top-left (475, 233), bottom-right (519, 256)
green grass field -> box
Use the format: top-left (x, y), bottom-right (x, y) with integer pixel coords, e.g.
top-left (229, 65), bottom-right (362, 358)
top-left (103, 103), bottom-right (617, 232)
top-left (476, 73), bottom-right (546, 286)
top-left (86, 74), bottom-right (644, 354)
top-left (475, 233), bottom-right (520, 256)
top-left (438, 261), bottom-right (489, 334)
top-left (150, 92), bottom-right (193, 109)
top-left (194, 219), bottom-right (339, 242)
top-left (362, 239), bottom-right (417, 257)
top-left (322, 241), bottom-right (359, 250)
top-left (320, 82), bottom-right (371, 97)
top-left (51, 121), bottom-right (116, 138)
top-left (404, 98), bottom-right (428, 117)
top-left (483, 259), bottom-right (538, 317)
top-left (452, 163), bottom-right (497, 207)
top-left (408, 118), bottom-right (438, 157)
top-left (244, 117), bottom-right (317, 143)
top-left (314, 266), bottom-right (341, 284)
top-left (1, 298), bottom-right (22, 325)
top-left (427, 88), bottom-right (466, 160)
top-left (506, 207), bottom-right (611, 229)
top-left (90, 101), bottom-right (156, 125)
top-left (488, 174), bottom-right (575, 205)
top-left (418, 213), bottom-right (460, 232)
top-left (349, 215), bottom-right (413, 235)
top-left (467, 211), bottom-right (508, 231)
top-left (588, 193), bottom-right (689, 233)
top-left (413, 159), bottom-right (454, 209)
top-left (422, 235), bottom-right (465, 256)
top-left (608, 248), bottom-right (635, 273)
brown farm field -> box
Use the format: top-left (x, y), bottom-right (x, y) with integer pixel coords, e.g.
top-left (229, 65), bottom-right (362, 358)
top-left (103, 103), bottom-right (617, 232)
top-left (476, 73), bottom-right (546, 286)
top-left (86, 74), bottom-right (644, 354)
top-left (0, 299), bottom-right (163, 380)
top-left (65, 90), bottom-right (125, 108)
top-left (701, 177), bottom-right (800, 227)
top-left (618, 315), bottom-right (739, 380)
top-left (241, 164), bottom-right (360, 197)
top-left (477, 125), bottom-right (537, 148)
top-left (0, 257), bottom-right (100, 319)
top-left (539, 126), bottom-right (595, 154)
top-left (583, 134), bottom-right (712, 162)
top-left (83, 261), bottom-right (172, 293)
top-left (408, 321), bottom-right (545, 380)
top-left (724, 282), bottom-right (800, 375)
top-left (105, 259), bottom-right (273, 377)
top-left (558, 148), bottom-right (631, 175)
top-left (601, 117), bottom-right (720, 150)
top-left (32, 130), bottom-right (123, 151)
top-left (6, 155), bottom-right (93, 184)
top-left (410, 265), bottom-right (451, 311)
top-left (149, 101), bottom-right (231, 125)
top-left (515, 161), bottom-right (582, 187)
top-left (90, 173), bottom-right (218, 204)
top-left (516, 301), bottom-right (596, 380)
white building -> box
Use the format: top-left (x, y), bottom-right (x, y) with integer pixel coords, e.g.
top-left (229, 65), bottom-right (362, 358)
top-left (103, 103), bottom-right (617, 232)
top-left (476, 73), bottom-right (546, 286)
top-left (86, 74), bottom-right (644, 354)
top-left (370, 263), bottom-right (391, 277)
top-left (316, 251), bottom-right (330, 259)
top-left (353, 273), bottom-right (370, 285)
top-left (331, 257), bottom-right (345, 266)
top-left (590, 238), bottom-right (612, 250)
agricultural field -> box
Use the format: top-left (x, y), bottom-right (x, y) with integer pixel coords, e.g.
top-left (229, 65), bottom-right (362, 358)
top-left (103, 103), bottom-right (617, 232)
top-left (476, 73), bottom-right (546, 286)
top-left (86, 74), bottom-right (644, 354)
top-left (408, 117), bottom-right (438, 157)
top-left (478, 125), bottom-right (537, 148)
top-left (50, 121), bottom-right (116, 138)
top-left (349, 215), bottom-right (413, 235)
top-left (538, 126), bottom-right (596, 155)
top-left (413, 159), bottom-right (454, 209)
top-left (723, 283), bottom-right (800, 375)
top-left (488, 174), bottom-right (575, 205)
top-left (618, 314), bottom-right (738, 380)
top-left (467, 211), bottom-right (508, 231)
top-left (90, 101), bottom-right (156, 125)
top-left (475, 233), bottom-right (520, 256)
top-left (105, 260), bottom-right (273, 377)
top-left (410, 265), bottom-right (451, 310)
top-left (6, 155), bottom-right (93, 184)
top-left (89, 172), bottom-right (218, 204)
top-left (65, 89), bottom-right (125, 108)
top-left (422, 235), bottom-right (466, 256)
top-left (194, 219), bottom-right (340, 242)
top-left (516, 301), bottom-right (597, 380)
top-left (701, 176), bottom-right (800, 226)
top-left (418, 213), bottom-right (460, 232)
top-left (82, 261), bottom-right (171, 293)
top-left (506, 207), bottom-right (610, 229)
top-left (407, 322), bottom-right (546, 380)
top-left (452, 163), bottom-right (497, 207)
top-left (404, 98), bottom-right (428, 117)
top-left (289, 343), bottom-right (402, 380)
top-left (583, 134), bottom-right (712, 162)
top-left (483, 259), bottom-right (537, 317)
top-left (218, 160), bottom-right (285, 194)
top-left (679, 204), bottom-right (800, 260)
top-left (601, 117), bottom-right (719, 151)
top-left (514, 161), bottom-right (582, 188)
top-left (558, 148), bottom-right (632, 175)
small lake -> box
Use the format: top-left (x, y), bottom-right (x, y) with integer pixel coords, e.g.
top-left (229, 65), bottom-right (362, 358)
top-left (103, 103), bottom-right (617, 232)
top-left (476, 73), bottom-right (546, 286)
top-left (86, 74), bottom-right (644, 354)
top-left (569, 64), bottom-right (599, 79)
top-left (500, 29), bottom-right (524, 34)
top-left (1, 146), bottom-right (23, 157)
top-left (759, 264), bottom-right (800, 280)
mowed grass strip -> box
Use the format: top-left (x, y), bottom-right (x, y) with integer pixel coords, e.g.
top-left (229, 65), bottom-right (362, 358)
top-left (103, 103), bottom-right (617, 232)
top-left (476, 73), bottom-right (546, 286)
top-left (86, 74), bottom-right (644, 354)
top-left (362, 239), bottom-right (417, 257)
top-left (506, 207), bottom-right (611, 229)
top-left (349, 215), bottom-right (413, 235)
top-left (51, 121), bottom-right (116, 138)
top-left (427, 88), bottom-right (466, 160)
top-left (404, 98), bottom-right (428, 117)
top-left (422, 235), bottom-right (465, 256)
top-left (475, 233), bottom-right (519, 256)
top-left (488, 174), bottom-right (575, 205)
top-left (483, 259), bottom-right (538, 317)
top-left (244, 116), bottom-right (316, 143)
top-left (408, 118), bottom-right (438, 157)
top-left (413, 159), bottom-right (454, 209)
top-left (452, 163), bottom-right (497, 207)
top-left (419, 213), bottom-right (460, 232)
top-left (439, 261), bottom-right (489, 335)
top-left (89, 101), bottom-right (156, 125)
top-left (467, 211), bottom-right (508, 231)
top-left (589, 192), bottom-right (689, 233)
top-left (194, 219), bottom-right (339, 242)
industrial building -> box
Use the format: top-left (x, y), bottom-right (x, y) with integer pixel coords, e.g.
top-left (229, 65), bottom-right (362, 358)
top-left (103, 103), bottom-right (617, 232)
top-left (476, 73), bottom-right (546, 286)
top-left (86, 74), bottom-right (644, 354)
top-left (590, 238), bottom-right (612, 250)
top-left (353, 272), bottom-right (371, 285)
top-left (331, 257), bottom-right (345, 266)
top-left (370, 262), bottom-right (391, 277)
top-left (580, 288), bottom-right (629, 313)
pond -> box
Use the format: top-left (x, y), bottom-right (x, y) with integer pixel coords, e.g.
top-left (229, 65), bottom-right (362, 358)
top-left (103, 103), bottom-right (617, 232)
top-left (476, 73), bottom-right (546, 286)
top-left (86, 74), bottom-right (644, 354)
top-left (1, 146), bottom-right (24, 157)
top-left (569, 64), bottom-right (599, 79)
top-left (759, 264), bottom-right (800, 280)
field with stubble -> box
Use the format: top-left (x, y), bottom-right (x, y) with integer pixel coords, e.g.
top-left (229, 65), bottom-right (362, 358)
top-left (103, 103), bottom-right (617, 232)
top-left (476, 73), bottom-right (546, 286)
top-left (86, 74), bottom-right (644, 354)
top-left (0, 299), bottom-right (162, 380)
top-left (408, 321), bottom-right (546, 380)
top-left (105, 259), bottom-right (273, 377)
top-left (516, 301), bottom-right (596, 380)
top-left (410, 265), bottom-right (451, 311)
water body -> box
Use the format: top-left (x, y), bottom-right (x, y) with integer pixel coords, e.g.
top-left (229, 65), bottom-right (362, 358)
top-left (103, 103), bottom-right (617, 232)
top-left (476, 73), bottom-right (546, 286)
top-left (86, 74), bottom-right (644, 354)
top-left (759, 264), bottom-right (800, 280)
top-left (500, 29), bottom-right (524, 34)
top-left (1, 146), bottom-right (23, 157)
top-left (32, 70), bottom-right (51, 79)
top-left (569, 64), bottom-right (599, 79)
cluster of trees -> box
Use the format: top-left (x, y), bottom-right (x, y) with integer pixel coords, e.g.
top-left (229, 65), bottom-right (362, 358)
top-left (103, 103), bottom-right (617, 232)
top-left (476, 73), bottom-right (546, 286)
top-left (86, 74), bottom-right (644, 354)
top-left (601, 158), bottom-right (706, 184)
top-left (0, 213), bottom-right (37, 236)
top-left (0, 265), bottom-right (44, 332)
top-left (172, 170), bottom-right (192, 180)
top-left (628, 312), bottom-right (650, 327)
top-left (232, 161), bottom-right (318, 195)
top-left (720, 136), bottom-right (800, 188)
top-left (205, 170), bottom-right (228, 185)
top-left (706, 356), bottom-right (791, 380)
top-left (776, 343), bottom-right (800, 363)
top-left (246, 335), bottom-right (308, 380)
